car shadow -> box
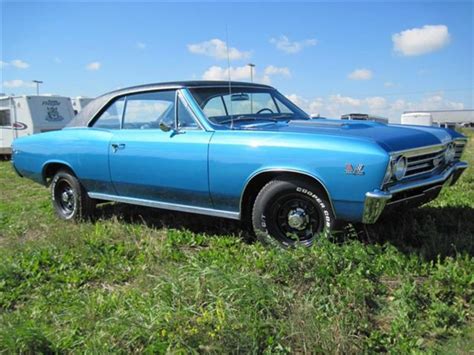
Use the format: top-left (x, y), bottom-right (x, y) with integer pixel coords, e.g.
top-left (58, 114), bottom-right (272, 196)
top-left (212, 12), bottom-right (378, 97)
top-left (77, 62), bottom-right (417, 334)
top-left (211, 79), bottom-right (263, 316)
top-left (353, 205), bottom-right (474, 260)
top-left (95, 203), bottom-right (474, 260)
top-left (95, 202), bottom-right (251, 241)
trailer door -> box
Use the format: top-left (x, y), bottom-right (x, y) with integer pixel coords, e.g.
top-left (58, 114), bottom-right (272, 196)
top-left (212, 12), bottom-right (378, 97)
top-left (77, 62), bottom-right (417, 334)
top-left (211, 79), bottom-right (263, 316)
top-left (0, 108), bottom-right (12, 154)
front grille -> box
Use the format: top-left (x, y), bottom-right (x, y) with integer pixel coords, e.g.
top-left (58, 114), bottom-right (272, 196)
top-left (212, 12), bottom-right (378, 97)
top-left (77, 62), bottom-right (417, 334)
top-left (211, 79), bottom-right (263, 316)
top-left (454, 139), bottom-right (467, 160)
top-left (405, 146), bottom-right (447, 178)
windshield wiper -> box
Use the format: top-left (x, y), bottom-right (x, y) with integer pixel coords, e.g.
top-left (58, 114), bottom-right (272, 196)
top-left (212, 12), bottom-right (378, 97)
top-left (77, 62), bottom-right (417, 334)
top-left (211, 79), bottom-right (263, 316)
top-left (219, 116), bottom-right (278, 125)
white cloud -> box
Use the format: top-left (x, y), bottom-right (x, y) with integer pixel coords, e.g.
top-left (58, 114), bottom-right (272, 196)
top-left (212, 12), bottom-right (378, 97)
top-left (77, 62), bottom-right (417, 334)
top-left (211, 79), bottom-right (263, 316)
top-left (3, 79), bottom-right (36, 88)
top-left (86, 61), bottom-right (101, 71)
top-left (286, 92), bottom-right (465, 122)
top-left (202, 65), bottom-right (250, 81)
top-left (384, 81), bottom-right (395, 88)
top-left (136, 42), bottom-right (146, 49)
top-left (286, 94), bottom-right (324, 116)
top-left (11, 59), bottom-right (30, 69)
top-left (366, 96), bottom-right (387, 110)
top-left (330, 94), bottom-right (362, 107)
top-left (202, 65), bottom-right (290, 84)
top-left (1, 59), bottom-right (30, 69)
top-left (348, 68), bottom-right (373, 80)
top-left (270, 35), bottom-right (317, 54)
top-left (392, 25), bottom-right (450, 56)
top-left (264, 65), bottom-right (291, 77)
top-left (188, 39), bottom-right (250, 60)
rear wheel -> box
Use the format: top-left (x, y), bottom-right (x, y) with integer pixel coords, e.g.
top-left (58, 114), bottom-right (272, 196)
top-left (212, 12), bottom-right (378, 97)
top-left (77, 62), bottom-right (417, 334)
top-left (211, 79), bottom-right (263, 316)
top-left (51, 170), bottom-right (95, 220)
top-left (252, 178), bottom-right (334, 248)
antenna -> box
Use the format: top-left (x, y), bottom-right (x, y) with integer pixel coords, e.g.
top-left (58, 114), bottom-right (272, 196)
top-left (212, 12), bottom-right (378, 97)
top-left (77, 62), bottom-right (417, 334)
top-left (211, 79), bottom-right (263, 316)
top-left (226, 25), bottom-right (234, 129)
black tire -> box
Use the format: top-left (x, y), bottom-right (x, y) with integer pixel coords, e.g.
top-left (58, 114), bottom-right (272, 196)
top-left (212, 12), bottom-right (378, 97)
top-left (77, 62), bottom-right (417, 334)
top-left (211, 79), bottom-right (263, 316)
top-left (252, 177), bottom-right (334, 248)
top-left (50, 170), bottom-right (96, 220)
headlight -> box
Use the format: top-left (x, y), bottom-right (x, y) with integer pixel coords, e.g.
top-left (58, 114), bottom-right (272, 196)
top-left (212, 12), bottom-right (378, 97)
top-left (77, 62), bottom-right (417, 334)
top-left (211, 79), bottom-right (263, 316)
top-left (444, 143), bottom-right (456, 163)
top-left (393, 155), bottom-right (407, 180)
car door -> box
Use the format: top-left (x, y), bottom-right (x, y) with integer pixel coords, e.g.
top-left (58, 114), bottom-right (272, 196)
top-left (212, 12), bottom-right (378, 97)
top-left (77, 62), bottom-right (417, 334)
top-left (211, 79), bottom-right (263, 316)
top-left (108, 89), bottom-right (213, 208)
top-left (76, 97), bottom-right (125, 195)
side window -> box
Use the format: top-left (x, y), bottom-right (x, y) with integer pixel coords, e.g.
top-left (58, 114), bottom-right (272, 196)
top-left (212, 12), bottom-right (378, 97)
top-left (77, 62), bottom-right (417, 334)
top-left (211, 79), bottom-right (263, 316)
top-left (203, 96), bottom-right (227, 118)
top-left (177, 96), bottom-right (199, 129)
top-left (0, 109), bottom-right (11, 126)
top-left (93, 98), bottom-right (124, 129)
top-left (123, 91), bottom-right (175, 129)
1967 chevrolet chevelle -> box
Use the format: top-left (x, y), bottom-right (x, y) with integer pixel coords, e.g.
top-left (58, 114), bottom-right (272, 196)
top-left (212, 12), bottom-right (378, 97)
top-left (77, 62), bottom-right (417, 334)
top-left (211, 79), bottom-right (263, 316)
top-left (11, 81), bottom-right (468, 247)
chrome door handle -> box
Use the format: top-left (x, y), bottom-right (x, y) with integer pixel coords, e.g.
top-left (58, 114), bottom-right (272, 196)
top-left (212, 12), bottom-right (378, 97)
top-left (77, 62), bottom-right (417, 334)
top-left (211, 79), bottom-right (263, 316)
top-left (111, 143), bottom-right (125, 152)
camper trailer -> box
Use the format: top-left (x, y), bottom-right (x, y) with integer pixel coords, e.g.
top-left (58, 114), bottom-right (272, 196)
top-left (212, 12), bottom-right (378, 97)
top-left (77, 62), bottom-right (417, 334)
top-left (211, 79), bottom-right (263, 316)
top-left (0, 95), bottom-right (75, 155)
top-left (71, 96), bottom-right (93, 114)
top-left (401, 112), bottom-right (433, 126)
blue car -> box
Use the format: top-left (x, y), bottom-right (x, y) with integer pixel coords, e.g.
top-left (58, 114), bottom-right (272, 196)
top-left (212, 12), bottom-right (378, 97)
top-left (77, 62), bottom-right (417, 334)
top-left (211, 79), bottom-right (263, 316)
top-left (11, 81), bottom-right (468, 247)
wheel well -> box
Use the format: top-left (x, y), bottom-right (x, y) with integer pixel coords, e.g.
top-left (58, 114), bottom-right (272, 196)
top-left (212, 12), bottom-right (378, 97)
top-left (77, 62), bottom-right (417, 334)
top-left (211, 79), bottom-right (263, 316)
top-left (240, 171), bottom-right (332, 222)
top-left (42, 163), bottom-right (74, 185)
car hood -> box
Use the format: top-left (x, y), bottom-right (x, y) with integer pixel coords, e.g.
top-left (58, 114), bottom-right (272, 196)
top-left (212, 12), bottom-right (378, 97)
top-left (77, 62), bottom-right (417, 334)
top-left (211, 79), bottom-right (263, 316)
top-left (242, 119), bottom-right (458, 152)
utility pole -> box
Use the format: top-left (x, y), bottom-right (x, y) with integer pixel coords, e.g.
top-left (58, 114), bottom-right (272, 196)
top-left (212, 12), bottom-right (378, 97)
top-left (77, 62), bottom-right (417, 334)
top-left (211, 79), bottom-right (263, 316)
top-left (247, 63), bottom-right (255, 83)
top-left (247, 63), bottom-right (255, 113)
top-left (32, 80), bottom-right (43, 95)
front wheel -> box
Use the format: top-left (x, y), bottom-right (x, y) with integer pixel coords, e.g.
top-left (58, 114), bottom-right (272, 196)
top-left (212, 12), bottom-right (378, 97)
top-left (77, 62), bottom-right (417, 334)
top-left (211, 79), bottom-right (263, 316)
top-left (51, 170), bottom-right (96, 220)
top-left (252, 178), bottom-right (334, 248)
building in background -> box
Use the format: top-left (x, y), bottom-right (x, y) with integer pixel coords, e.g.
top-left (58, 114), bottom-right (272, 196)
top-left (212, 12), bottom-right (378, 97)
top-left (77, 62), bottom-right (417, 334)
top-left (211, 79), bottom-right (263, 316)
top-left (401, 109), bottom-right (474, 128)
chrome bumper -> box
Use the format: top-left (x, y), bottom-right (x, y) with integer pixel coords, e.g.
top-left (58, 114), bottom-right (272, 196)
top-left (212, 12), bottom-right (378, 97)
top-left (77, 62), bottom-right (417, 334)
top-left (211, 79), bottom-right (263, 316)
top-left (362, 161), bottom-right (468, 224)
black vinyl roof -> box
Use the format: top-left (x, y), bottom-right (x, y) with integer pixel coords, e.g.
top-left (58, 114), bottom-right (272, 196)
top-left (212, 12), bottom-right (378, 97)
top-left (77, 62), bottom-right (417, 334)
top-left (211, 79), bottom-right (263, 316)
top-left (68, 80), bottom-right (273, 127)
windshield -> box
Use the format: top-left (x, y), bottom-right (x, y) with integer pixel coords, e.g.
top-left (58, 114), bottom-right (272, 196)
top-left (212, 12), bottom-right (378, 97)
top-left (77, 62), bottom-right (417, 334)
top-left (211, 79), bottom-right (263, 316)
top-left (189, 87), bottom-right (309, 126)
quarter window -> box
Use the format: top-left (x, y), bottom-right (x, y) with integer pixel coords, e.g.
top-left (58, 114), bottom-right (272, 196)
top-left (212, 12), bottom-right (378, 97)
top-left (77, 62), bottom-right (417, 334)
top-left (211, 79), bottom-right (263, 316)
top-left (122, 91), bottom-right (175, 129)
top-left (177, 96), bottom-right (199, 129)
top-left (0, 109), bottom-right (11, 126)
top-left (93, 98), bottom-right (124, 129)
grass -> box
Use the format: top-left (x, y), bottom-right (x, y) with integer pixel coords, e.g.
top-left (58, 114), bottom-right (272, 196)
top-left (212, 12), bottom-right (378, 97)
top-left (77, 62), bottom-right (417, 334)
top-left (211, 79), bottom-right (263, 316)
top-left (0, 131), bottom-right (473, 353)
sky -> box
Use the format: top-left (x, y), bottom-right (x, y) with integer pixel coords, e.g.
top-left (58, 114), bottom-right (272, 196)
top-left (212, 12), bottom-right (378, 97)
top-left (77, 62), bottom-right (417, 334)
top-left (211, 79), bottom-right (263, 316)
top-left (1, 1), bottom-right (473, 122)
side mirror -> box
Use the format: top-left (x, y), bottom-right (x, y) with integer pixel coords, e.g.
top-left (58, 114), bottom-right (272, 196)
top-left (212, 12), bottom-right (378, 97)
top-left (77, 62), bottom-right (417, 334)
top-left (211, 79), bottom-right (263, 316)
top-left (159, 121), bottom-right (172, 132)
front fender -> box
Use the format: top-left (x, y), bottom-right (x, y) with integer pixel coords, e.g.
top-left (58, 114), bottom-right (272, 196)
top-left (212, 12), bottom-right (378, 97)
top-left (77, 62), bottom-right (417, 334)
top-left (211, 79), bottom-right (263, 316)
top-left (208, 130), bottom-right (390, 221)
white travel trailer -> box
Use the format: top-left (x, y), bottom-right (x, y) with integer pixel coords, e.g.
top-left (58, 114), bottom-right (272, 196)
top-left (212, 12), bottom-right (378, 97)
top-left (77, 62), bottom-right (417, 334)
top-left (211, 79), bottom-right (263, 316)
top-left (0, 95), bottom-right (75, 155)
top-left (71, 96), bottom-right (94, 114)
top-left (401, 112), bottom-right (433, 126)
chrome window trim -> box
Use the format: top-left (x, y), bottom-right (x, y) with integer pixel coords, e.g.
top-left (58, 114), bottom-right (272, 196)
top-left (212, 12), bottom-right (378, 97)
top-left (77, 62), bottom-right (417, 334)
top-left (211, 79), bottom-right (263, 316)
top-left (177, 89), bottom-right (206, 131)
top-left (87, 85), bottom-right (185, 128)
top-left (88, 192), bottom-right (240, 220)
top-left (181, 88), bottom-right (214, 132)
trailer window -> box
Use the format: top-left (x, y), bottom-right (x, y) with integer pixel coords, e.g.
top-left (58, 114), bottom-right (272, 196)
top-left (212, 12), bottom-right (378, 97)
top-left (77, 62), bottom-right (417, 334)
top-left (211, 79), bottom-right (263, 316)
top-left (0, 109), bottom-right (11, 126)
